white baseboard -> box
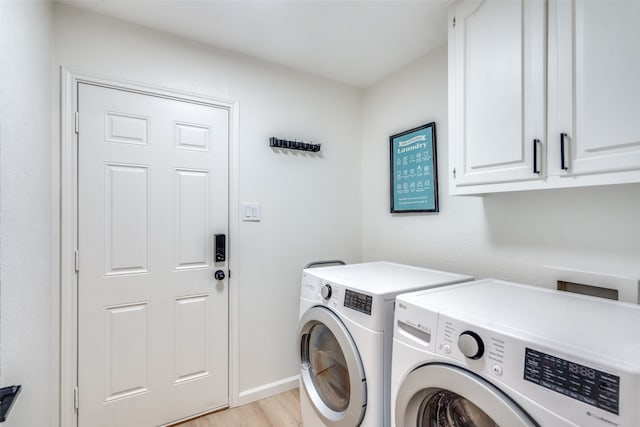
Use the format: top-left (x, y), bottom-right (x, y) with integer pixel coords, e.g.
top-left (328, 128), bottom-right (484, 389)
top-left (236, 375), bottom-right (300, 407)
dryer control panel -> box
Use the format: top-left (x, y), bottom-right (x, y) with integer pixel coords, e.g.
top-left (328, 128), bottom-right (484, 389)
top-left (301, 272), bottom-right (390, 332)
top-left (344, 289), bottom-right (373, 315)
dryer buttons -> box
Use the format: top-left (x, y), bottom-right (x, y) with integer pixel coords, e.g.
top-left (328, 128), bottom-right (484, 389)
top-left (443, 344), bottom-right (452, 354)
top-left (492, 364), bottom-right (503, 376)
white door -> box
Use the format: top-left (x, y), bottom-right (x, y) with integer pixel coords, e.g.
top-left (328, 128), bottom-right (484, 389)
top-left (77, 83), bottom-right (229, 426)
top-left (450, 0), bottom-right (546, 187)
top-left (550, 0), bottom-right (640, 176)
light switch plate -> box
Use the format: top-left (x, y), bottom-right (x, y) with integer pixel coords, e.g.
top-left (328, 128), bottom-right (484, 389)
top-left (242, 202), bottom-right (261, 222)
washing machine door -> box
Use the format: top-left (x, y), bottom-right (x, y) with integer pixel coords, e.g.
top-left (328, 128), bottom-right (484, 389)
top-left (298, 306), bottom-right (367, 427)
top-left (395, 364), bottom-right (537, 427)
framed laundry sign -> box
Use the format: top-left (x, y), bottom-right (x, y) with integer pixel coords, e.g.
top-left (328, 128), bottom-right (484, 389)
top-left (390, 122), bottom-right (438, 213)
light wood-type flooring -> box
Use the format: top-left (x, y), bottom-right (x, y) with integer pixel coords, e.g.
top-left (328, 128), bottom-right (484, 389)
top-left (175, 389), bottom-right (302, 427)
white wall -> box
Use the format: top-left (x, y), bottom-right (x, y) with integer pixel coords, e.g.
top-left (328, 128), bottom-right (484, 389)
top-left (0, 2), bottom-right (55, 426)
top-left (361, 45), bottom-right (640, 286)
top-left (52, 2), bottom-right (363, 409)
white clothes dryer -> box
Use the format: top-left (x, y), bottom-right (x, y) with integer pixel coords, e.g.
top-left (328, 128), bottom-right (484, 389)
top-left (391, 279), bottom-right (640, 427)
top-left (298, 261), bottom-right (473, 427)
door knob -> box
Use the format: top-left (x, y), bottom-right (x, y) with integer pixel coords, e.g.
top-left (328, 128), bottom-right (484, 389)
top-left (214, 270), bottom-right (226, 281)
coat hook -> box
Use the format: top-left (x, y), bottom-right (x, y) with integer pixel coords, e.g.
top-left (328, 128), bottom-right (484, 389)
top-left (269, 137), bottom-right (321, 153)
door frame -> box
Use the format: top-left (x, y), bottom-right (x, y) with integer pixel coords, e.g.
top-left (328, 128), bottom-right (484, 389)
top-left (59, 68), bottom-right (240, 427)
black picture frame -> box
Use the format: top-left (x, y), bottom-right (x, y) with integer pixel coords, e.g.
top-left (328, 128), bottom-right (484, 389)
top-left (390, 122), bottom-right (439, 213)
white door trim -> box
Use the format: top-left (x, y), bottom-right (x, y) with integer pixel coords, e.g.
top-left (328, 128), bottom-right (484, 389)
top-left (59, 68), bottom-right (241, 427)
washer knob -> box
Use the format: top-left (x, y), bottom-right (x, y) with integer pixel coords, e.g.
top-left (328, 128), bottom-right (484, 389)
top-left (457, 331), bottom-right (484, 359)
top-left (321, 284), bottom-right (332, 300)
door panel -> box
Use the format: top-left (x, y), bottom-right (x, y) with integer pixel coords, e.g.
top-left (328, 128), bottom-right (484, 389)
top-left (104, 164), bottom-right (149, 275)
top-left (451, 0), bottom-right (546, 186)
top-left (466, 1), bottom-right (523, 169)
top-left (175, 295), bottom-right (210, 383)
top-left (562, 0), bottom-right (640, 175)
top-left (175, 170), bottom-right (210, 269)
top-left (104, 303), bottom-right (149, 401)
top-left (78, 83), bottom-right (229, 426)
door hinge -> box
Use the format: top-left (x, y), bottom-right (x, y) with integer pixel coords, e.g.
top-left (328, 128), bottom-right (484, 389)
top-left (74, 386), bottom-right (79, 411)
top-left (75, 112), bottom-right (79, 134)
top-left (452, 168), bottom-right (457, 178)
top-left (453, 17), bottom-right (456, 28)
top-left (74, 249), bottom-right (79, 272)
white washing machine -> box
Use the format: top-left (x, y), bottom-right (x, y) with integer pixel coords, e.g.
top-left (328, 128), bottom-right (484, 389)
top-left (391, 279), bottom-right (640, 427)
top-left (297, 261), bottom-right (473, 427)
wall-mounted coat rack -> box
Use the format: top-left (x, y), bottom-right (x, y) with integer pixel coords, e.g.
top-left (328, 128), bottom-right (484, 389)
top-left (270, 137), bottom-right (321, 153)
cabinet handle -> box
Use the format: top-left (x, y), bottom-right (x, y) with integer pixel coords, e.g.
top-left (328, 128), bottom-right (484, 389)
top-left (533, 139), bottom-right (541, 174)
top-left (560, 133), bottom-right (569, 170)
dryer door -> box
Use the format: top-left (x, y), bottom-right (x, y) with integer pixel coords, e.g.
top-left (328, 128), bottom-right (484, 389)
top-left (298, 306), bottom-right (366, 427)
top-left (395, 364), bottom-right (536, 427)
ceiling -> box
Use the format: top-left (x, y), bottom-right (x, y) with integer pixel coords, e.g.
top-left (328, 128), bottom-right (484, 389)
top-left (58, 0), bottom-right (451, 88)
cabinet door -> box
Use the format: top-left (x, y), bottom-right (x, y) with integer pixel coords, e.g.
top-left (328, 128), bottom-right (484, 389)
top-left (550, 0), bottom-right (640, 177)
top-left (449, 0), bottom-right (546, 190)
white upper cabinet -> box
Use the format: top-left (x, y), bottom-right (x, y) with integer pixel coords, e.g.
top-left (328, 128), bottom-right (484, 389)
top-left (449, 0), bottom-right (546, 189)
top-left (549, 0), bottom-right (640, 177)
top-left (450, 0), bottom-right (640, 195)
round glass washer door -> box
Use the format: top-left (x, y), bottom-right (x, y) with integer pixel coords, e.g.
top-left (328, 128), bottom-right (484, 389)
top-left (298, 306), bottom-right (366, 427)
top-left (418, 389), bottom-right (499, 426)
top-left (395, 364), bottom-right (536, 427)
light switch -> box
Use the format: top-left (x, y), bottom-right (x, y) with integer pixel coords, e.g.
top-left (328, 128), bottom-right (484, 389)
top-left (242, 202), bottom-right (261, 221)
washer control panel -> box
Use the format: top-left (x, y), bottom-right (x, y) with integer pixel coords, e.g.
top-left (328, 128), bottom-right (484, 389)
top-left (524, 348), bottom-right (620, 415)
top-left (432, 314), bottom-right (625, 426)
top-left (435, 317), bottom-right (507, 376)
